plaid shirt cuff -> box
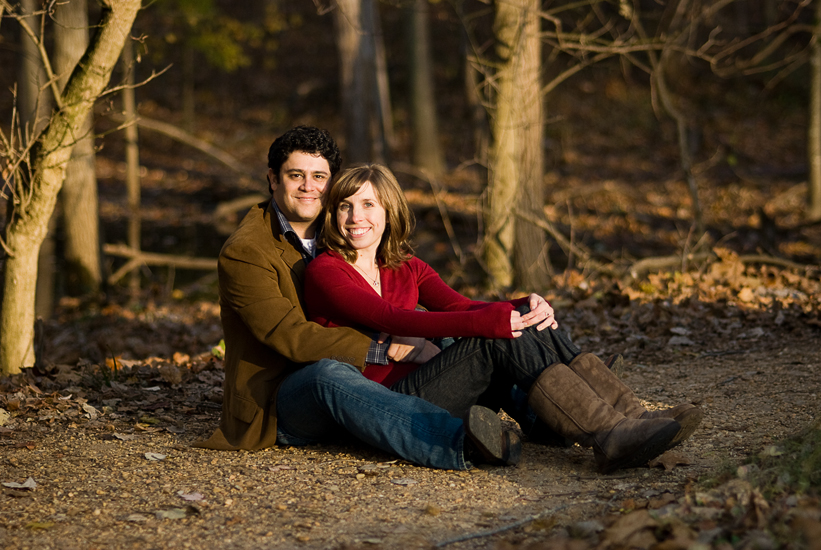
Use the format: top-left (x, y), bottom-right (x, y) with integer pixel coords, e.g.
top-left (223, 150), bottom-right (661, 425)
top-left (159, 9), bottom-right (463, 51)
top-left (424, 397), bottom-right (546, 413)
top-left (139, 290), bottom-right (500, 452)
top-left (367, 337), bottom-right (390, 365)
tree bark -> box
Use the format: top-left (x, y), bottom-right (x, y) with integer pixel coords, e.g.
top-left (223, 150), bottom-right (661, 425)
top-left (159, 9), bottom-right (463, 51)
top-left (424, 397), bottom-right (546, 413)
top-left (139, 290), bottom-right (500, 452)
top-left (54, 0), bottom-right (103, 297)
top-left (809, 0), bottom-right (821, 221)
top-left (122, 36), bottom-right (142, 300)
top-left (1, 0), bottom-right (142, 375)
top-left (334, 0), bottom-right (390, 163)
top-left (406, 0), bottom-right (445, 175)
top-left (17, 0), bottom-right (51, 138)
top-left (17, 0), bottom-right (57, 319)
top-left (484, 0), bottom-right (544, 290)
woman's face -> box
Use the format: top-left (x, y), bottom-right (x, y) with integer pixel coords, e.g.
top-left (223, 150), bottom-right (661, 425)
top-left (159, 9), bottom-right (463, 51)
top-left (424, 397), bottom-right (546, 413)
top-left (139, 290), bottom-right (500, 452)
top-left (336, 181), bottom-right (387, 258)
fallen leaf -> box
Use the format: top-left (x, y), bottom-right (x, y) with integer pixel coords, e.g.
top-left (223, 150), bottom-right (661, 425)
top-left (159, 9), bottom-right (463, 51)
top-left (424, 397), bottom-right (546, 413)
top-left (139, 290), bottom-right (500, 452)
top-left (82, 403), bottom-right (99, 419)
top-left (159, 365), bottom-right (184, 385)
top-left (145, 452), bottom-right (167, 461)
top-left (0, 409), bottom-right (10, 427)
top-left (601, 509), bottom-right (658, 548)
top-left (3, 477), bottom-right (37, 490)
top-left (424, 504), bottom-right (441, 516)
top-left (649, 451), bottom-right (690, 471)
top-left (738, 287), bottom-right (755, 302)
top-left (155, 508), bottom-right (188, 520)
top-left (648, 492), bottom-right (678, 509)
top-left (667, 336), bottom-right (695, 347)
top-left (177, 491), bottom-right (204, 501)
top-left (391, 478), bottom-right (418, 486)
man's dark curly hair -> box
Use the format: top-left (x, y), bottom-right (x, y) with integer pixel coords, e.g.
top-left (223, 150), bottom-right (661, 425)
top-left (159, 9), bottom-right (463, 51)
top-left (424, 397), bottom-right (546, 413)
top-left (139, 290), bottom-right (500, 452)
top-left (267, 126), bottom-right (343, 183)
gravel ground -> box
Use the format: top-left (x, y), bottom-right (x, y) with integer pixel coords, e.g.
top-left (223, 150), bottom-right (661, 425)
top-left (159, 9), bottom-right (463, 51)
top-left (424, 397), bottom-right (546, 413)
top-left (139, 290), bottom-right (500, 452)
top-left (2, 325), bottom-right (819, 550)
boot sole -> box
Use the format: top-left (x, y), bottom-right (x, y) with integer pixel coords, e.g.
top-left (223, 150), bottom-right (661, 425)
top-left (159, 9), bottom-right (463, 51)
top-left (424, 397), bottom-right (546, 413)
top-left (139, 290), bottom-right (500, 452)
top-left (668, 407), bottom-right (704, 448)
top-left (598, 421), bottom-right (679, 474)
top-left (642, 406), bottom-right (704, 449)
top-left (465, 406), bottom-right (521, 466)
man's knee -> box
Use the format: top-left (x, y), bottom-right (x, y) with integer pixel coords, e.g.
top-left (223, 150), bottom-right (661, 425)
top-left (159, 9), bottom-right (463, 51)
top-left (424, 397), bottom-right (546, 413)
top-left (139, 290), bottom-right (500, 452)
top-left (298, 359), bottom-right (364, 396)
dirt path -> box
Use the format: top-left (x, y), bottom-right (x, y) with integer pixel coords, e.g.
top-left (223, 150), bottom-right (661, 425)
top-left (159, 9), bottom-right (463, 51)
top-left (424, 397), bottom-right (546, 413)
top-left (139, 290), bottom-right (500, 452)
top-left (2, 324), bottom-right (819, 550)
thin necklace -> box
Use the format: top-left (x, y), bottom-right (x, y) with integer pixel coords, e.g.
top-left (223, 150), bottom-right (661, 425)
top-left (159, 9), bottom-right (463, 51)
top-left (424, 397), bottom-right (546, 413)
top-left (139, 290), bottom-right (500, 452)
top-left (352, 262), bottom-right (380, 289)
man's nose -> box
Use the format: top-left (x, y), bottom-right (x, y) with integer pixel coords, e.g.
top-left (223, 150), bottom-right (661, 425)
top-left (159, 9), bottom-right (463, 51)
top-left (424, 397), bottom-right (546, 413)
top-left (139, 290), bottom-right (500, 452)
top-left (302, 175), bottom-right (322, 191)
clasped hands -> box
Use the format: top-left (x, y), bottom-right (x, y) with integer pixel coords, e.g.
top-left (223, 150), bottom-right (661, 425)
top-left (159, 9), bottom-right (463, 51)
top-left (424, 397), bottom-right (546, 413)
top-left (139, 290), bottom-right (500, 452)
top-left (380, 294), bottom-right (559, 363)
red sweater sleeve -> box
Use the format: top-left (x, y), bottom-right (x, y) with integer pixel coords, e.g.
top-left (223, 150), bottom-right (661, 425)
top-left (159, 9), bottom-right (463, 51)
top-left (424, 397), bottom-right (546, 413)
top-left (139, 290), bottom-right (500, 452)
top-left (305, 253), bottom-right (515, 339)
top-left (413, 259), bottom-right (529, 313)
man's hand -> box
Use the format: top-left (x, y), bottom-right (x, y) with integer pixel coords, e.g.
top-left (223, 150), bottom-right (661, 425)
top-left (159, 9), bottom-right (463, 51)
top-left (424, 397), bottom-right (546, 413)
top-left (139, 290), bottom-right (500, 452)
top-left (379, 334), bottom-right (441, 363)
top-left (513, 293), bottom-right (558, 336)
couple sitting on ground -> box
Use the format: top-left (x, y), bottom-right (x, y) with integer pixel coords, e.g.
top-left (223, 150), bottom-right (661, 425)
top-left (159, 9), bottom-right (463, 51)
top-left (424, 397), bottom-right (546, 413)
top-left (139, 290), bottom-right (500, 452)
top-left (196, 125), bottom-right (702, 473)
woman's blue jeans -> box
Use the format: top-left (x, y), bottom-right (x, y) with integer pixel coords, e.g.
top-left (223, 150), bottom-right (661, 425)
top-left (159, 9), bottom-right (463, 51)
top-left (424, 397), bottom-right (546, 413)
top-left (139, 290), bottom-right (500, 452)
top-left (276, 359), bottom-right (468, 470)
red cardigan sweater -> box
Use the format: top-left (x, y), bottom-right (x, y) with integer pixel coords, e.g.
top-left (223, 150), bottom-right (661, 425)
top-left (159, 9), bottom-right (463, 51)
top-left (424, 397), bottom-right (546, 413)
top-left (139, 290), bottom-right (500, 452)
top-left (305, 250), bottom-right (525, 386)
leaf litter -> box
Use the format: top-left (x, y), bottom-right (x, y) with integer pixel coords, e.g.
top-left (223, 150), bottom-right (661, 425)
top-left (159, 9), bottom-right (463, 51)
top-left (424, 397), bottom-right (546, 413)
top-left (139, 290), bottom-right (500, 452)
top-left (0, 270), bottom-right (818, 549)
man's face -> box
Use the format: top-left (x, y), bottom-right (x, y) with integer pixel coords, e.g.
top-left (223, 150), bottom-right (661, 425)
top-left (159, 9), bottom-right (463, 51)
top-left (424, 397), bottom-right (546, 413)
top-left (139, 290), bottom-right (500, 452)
top-left (268, 151), bottom-right (331, 238)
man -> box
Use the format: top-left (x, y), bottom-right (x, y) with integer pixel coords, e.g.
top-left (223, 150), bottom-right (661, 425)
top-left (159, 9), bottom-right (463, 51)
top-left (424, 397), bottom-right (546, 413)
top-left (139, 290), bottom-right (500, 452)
top-left (195, 126), bottom-right (519, 469)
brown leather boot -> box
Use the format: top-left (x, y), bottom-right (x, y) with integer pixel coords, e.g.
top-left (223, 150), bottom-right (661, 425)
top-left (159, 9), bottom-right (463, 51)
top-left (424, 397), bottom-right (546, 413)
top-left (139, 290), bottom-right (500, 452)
top-left (527, 364), bottom-right (679, 474)
top-left (568, 353), bottom-right (703, 448)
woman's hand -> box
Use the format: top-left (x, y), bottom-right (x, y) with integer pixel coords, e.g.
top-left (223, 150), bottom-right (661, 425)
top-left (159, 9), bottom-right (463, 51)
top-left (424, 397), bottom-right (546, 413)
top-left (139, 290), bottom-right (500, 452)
top-left (517, 293), bottom-right (558, 332)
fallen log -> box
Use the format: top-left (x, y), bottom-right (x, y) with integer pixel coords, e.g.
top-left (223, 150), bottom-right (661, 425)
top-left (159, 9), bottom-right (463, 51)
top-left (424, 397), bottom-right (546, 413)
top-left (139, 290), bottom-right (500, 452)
top-left (103, 244), bottom-right (217, 285)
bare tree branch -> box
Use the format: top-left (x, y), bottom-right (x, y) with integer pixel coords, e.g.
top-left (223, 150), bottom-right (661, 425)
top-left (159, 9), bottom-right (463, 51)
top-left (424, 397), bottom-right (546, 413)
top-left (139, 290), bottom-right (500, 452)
top-left (103, 244), bottom-right (217, 285)
top-left (107, 113), bottom-right (256, 179)
top-left (0, 0), bottom-right (64, 110)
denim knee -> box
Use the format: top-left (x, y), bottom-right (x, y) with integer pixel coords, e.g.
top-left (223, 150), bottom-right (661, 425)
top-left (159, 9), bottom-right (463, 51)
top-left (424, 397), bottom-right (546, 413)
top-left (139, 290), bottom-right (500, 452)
top-left (309, 359), bottom-right (361, 383)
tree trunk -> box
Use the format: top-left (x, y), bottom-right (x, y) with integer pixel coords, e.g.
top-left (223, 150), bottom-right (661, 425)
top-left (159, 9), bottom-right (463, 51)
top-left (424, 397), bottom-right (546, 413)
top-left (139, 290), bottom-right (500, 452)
top-left (406, 0), bottom-right (445, 175)
top-left (463, 30), bottom-right (489, 172)
top-left (1, 0), bottom-right (142, 375)
top-left (17, 0), bottom-right (51, 138)
top-left (54, 0), bottom-right (103, 297)
top-left (511, 0), bottom-right (545, 290)
top-left (183, 43), bottom-right (196, 133)
top-left (18, 0), bottom-right (57, 319)
top-left (809, 0), bottom-right (821, 221)
top-left (122, 37), bottom-right (142, 300)
top-left (484, 0), bottom-right (544, 290)
top-left (373, 9), bottom-right (393, 164)
top-left (334, 0), bottom-right (390, 163)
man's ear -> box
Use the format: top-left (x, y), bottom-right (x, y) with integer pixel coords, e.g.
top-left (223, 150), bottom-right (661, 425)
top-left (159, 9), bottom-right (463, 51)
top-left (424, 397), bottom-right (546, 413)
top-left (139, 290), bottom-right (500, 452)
top-left (267, 168), bottom-right (277, 194)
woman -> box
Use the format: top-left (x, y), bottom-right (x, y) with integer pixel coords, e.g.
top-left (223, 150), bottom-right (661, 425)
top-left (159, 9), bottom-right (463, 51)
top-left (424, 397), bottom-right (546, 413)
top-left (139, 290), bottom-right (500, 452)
top-left (305, 164), bottom-right (702, 474)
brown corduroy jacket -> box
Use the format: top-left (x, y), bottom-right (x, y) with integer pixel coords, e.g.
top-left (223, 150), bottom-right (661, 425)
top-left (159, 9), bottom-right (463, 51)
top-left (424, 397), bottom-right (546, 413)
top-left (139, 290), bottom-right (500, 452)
top-left (194, 201), bottom-right (372, 451)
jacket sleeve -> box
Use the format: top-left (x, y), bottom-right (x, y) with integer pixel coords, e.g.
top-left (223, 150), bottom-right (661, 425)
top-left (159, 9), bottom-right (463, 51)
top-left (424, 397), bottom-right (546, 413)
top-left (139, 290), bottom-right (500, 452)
top-left (219, 240), bottom-right (371, 367)
top-left (304, 256), bottom-right (515, 339)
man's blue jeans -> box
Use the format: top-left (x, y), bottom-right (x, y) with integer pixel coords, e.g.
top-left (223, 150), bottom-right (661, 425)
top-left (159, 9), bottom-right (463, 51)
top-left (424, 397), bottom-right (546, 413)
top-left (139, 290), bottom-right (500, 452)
top-left (275, 359), bottom-right (468, 470)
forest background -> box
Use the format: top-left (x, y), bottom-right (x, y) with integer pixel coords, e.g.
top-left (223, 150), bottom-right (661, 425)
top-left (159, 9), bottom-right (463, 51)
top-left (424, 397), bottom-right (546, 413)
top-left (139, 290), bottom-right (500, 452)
top-left (1, 0), bottom-right (821, 548)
